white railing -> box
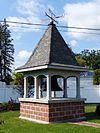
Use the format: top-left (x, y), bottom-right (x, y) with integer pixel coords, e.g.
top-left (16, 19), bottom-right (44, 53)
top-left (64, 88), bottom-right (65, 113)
top-left (0, 78), bottom-right (100, 103)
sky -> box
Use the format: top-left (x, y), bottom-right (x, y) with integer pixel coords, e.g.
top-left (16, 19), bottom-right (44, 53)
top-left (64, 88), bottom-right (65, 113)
top-left (0, 0), bottom-right (100, 69)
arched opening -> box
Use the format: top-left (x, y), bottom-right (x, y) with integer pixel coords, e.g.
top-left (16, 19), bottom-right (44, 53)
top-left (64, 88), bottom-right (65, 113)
top-left (51, 75), bottom-right (64, 98)
top-left (37, 75), bottom-right (47, 98)
top-left (67, 76), bottom-right (77, 98)
top-left (26, 76), bottom-right (34, 98)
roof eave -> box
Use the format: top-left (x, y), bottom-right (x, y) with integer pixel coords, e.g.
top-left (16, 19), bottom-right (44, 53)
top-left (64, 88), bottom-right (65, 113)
top-left (15, 63), bottom-right (88, 73)
top-left (15, 65), bottom-right (48, 73)
top-left (48, 64), bottom-right (89, 72)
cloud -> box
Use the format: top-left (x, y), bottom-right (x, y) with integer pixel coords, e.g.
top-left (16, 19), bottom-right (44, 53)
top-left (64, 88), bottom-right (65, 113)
top-left (63, 0), bottom-right (100, 40)
top-left (16, 0), bottom-right (45, 16)
top-left (7, 0), bottom-right (46, 33)
top-left (15, 50), bottom-right (31, 68)
top-left (69, 40), bottom-right (78, 47)
top-left (7, 16), bottom-right (41, 32)
top-left (17, 50), bottom-right (31, 61)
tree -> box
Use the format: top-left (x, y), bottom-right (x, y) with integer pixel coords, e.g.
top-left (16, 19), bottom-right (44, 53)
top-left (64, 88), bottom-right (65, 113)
top-left (93, 69), bottom-right (100, 85)
top-left (92, 51), bottom-right (100, 70)
top-left (75, 54), bottom-right (86, 66)
top-left (12, 72), bottom-right (34, 97)
top-left (11, 72), bottom-right (24, 97)
top-left (0, 19), bottom-right (14, 84)
top-left (81, 49), bottom-right (100, 70)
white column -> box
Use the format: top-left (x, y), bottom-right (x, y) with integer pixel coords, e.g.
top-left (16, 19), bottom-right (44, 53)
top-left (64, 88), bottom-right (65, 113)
top-left (38, 78), bottom-right (41, 98)
top-left (52, 91), bottom-right (56, 98)
top-left (46, 75), bottom-right (51, 100)
top-left (63, 78), bottom-right (68, 98)
top-left (24, 77), bottom-right (27, 98)
top-left (76, 77), bottom-right (81, 98)
top-left (34, 76), bottom-right (38, 99)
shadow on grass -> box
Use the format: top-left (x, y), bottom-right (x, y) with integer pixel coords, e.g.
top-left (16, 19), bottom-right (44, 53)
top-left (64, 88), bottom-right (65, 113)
top-left (86, 112), bottom-right (100, 121)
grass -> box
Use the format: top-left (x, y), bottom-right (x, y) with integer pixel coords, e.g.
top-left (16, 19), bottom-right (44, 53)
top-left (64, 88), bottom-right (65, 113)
top-left (0, 104), bottom-right (100, 133)
top-left (85, 104), bottom-right (100, 123)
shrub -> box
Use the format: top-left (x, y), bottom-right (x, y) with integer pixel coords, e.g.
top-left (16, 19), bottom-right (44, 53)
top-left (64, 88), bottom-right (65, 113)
top-left (0, 103), bottom-right (7, 112)
top-left (7, 97), bottom-right (15, 111)
top-left (0, 98), bottom-right (20, 112)
top-left (93, 69), bottom-right (100, 85)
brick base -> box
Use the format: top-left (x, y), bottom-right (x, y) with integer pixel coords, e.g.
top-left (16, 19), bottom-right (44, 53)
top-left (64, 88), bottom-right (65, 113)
top-left (20, 99), bottom-right (86, 123)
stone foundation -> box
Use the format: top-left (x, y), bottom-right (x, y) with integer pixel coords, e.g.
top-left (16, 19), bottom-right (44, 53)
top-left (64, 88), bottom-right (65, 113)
top-left (19, 98), bottom-right (86, 123)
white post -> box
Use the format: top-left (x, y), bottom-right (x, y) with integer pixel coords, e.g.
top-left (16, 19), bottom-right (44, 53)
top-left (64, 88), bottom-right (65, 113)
top-left (24, 77), bottom-right (27, 98)
top-left (52, 91), bottom-right (56, 98)
top-left (38, 78), bottom-right (41, 98)
top-left (63, 78), bottom-right (67, 98)
top-left (46, 75), bottom-right (51, 100)
top-left (76, 77), bottom-right (81, 98)
top-left (34, 76), bottom-right (38, 99)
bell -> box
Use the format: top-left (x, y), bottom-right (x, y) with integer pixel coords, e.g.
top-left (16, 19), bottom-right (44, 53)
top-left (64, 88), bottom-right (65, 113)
top-left (42, 75), bottom-right (63, 91)
top-left (51, 76), bottom-right (63, 91)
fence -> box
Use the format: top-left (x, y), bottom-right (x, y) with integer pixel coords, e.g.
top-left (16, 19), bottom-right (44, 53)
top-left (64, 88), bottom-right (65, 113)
top-left (0, 85), bottom-right (20, 103)
top-left (0, 78), bottom-right (100, 103)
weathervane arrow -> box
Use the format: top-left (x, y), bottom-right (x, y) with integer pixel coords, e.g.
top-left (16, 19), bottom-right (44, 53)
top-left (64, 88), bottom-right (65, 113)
top-left (45, 8), bottom-right (63, 24)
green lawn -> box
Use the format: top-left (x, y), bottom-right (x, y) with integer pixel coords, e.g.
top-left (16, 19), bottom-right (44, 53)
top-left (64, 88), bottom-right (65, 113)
top-left (85, 104), bottom-right (100, 123)
top-left (0, 104), bottom-right (100, 133)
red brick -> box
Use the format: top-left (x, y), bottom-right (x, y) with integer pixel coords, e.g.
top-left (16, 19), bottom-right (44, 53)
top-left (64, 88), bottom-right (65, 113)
top-left (49, 108), bottom-right (55, 112)
top-left (49, 118), bottom-right (56, 122)
top-left (65, 111), bottom-right (70, 115)
top-left (80, 106), bottom-right (84, 109)
top-left (36, 116), bottom-right (41, 120)
top-left (44, 113), bottom-right (48, 117)
top-left (26, 106), bottom-right (30, 109)
top-left (49, 113), bottom-right (53, 118)
top-left (30, 115), bottom-right (35, 119)
top-left (72, 110), bottom-right (76, 114)
top-left (60, 112), bottom-right (65, 116)
top-left (56, 107), bottom-right (62, 111)
top-left (20, 101), bottom-right (85, 122)
top-left (52, 112), bottom-right (59, 117)
top-left (24, 110), bottom-right (29, 114)
top-left (30, 106), bottom-right (35, 110)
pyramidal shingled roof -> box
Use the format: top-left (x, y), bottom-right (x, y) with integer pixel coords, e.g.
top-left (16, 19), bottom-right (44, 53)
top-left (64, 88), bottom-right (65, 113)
top-left (16, 22), bottom-right (80, 71)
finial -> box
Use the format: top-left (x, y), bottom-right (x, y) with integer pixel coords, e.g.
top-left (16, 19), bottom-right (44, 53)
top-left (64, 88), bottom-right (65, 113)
top-left (45, 8), bottom-right (63, 25)
top-left (48, 21), bottom-right (55, 26)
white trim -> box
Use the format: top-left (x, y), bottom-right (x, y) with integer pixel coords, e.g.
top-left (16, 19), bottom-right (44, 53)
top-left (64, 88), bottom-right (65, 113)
top-left (19, 116), bottom-right (86, 124)
top-left (46, 75), bottom-right (51, 100)
top-left (34, 76), bottom-right (38, 99)
top-left (15, 63), bottom-right (88, 73)
top-left (19, 98), bottom-right (86, 103)
top-left (50, 63), bottom-right (87, 69)
top-left (23, 77), bottom-right (27, 98)
top-left (19, 116), bottom-right (49, 124)
top-left (15, 65), bottom-right (48, 72)
top-left (48, 65), bottom-right (88, 72)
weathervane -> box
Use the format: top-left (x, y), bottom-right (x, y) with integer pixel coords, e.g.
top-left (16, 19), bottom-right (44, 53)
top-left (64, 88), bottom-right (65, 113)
top-left (45, 8), bottom-right (63, 24)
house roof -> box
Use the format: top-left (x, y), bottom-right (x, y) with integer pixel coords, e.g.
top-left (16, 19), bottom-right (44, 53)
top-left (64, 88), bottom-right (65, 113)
top-left (16, 22), bottom-right (84, 72)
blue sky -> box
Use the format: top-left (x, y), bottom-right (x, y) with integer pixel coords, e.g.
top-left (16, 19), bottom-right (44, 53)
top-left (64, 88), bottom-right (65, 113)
top-left (0, 0), bottom-right (100, 68)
